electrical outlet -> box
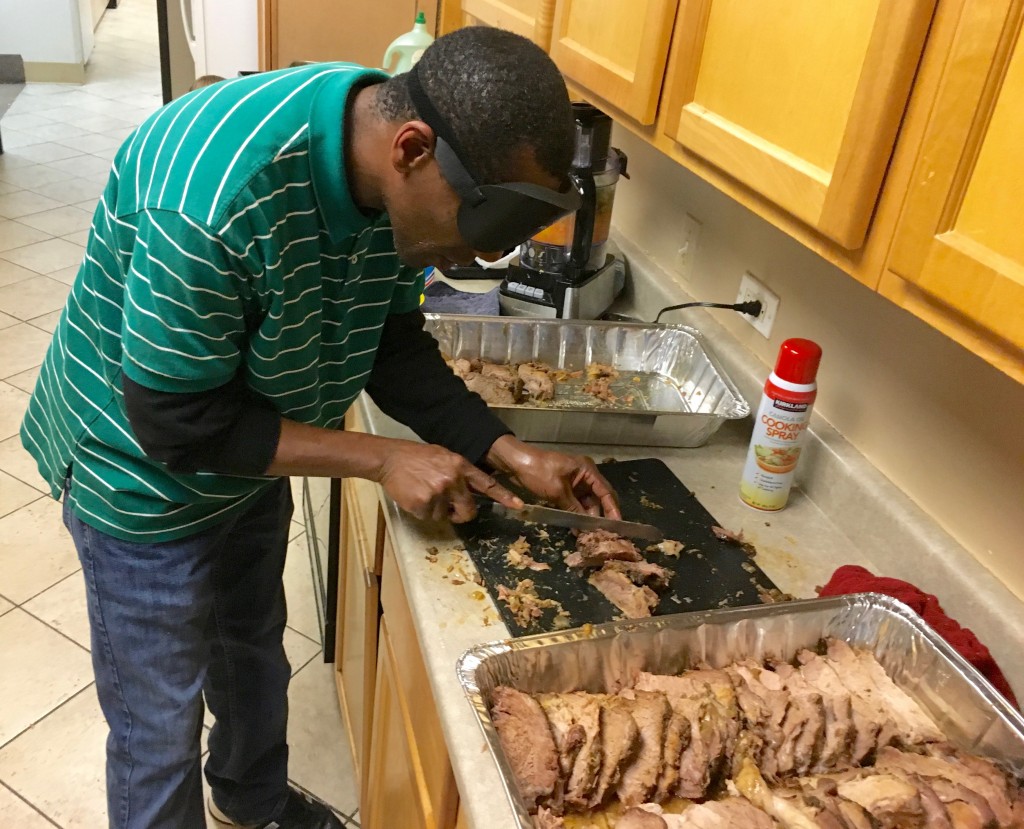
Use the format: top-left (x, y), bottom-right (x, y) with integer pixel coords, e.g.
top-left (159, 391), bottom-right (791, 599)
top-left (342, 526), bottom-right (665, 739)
top-left (736, 272), bottom-right (780, 338)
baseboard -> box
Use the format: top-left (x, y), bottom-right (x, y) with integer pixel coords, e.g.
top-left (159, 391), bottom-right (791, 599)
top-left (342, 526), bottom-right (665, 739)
top-left (23, 61), bottom-right (86, 84)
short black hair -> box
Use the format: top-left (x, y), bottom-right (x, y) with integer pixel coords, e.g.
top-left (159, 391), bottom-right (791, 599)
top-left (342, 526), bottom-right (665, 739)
top-left (375, 27), bottom-right (574, 185)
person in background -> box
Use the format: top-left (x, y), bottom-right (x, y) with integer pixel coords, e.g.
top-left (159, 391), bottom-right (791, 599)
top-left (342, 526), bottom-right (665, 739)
top-left (21, 27), bottom-right (618, 829)
top-left (189, 73), bottom-right (226, 90)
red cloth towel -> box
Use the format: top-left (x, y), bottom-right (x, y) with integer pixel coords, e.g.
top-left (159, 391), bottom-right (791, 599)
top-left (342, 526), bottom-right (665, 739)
top-left (819, 564), bottom-right (1018, 709)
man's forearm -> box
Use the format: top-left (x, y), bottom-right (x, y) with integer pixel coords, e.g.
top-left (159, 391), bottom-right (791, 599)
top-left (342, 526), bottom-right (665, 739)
top-left (263, 419), bottom-right (411, 480)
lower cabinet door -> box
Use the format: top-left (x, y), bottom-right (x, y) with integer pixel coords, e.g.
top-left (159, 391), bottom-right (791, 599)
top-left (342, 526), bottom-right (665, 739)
top-left (363, 618), bottom-right (433, 829)
top-left (336, 520), bottom-right (379, 780)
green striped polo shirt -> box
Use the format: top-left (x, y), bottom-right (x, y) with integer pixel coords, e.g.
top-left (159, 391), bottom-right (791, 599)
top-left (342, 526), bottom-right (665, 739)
top-left (21, 63), bottom-right (424, 542)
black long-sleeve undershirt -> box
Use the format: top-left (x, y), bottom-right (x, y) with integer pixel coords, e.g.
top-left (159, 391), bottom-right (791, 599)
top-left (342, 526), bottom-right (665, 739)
top-left (122, 310), bottom-right (511, 475)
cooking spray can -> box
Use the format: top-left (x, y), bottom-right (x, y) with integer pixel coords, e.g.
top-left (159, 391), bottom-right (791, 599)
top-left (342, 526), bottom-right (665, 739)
top-left (739, 338), bottom-right (822, 511)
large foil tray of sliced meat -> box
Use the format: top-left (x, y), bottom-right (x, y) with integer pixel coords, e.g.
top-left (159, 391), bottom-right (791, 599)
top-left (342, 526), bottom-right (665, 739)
top-left (456, 593), bottom-right (1024, 829)
top-left (423, 315), bottom-right (749, 447)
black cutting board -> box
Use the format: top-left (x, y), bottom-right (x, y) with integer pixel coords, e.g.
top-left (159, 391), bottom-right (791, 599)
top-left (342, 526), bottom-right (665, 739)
top-left (455, 458), bottom-right (779, 634)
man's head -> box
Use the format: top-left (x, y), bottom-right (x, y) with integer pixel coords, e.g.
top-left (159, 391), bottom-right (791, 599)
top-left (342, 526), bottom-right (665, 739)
top-left (370, 27), bottom-right (577, 269)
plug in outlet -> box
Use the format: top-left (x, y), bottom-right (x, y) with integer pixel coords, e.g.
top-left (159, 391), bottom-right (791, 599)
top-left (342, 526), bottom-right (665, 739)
top-left (737, 272), bottom-right (780, 338)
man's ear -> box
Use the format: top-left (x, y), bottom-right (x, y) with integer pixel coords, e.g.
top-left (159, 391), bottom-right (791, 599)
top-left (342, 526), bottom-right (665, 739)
top-left (391, 121), bottom-right (434, 175)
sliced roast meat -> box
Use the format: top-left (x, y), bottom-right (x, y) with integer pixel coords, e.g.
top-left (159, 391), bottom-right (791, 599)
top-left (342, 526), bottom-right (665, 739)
top-left (835, 772), bottom-right (925, 827)
top-left (615, 690), bottom-right (672, 806)
top-left (726, 661), bottom-right (791, 779)
top-left (566, 530), bottom-right (643, 569)
top-left (589, 568), bottom-right (659, 619)
top-left (771, 662), bottom-right (826, 776)
top-left (632, 671), bottom-right (733, 799)
top-left (490, 687), bottom-right (561, 811)
top-left (877, 744), bottom-right (1013, 826)
top-left (701, 797), bottom-right (780, 828)
top-left (732, 758), bottom-right (824, 829)
top-left (589, 696), bottom-right (640, 808)
top-left (535, 692), bottom-right (603, 809)
top-left (825, 640), bottom-right (943, 746)
top-left (797, 649), bottom-right (882, 765)
top-left (792, 650), bottom-right (856, 771)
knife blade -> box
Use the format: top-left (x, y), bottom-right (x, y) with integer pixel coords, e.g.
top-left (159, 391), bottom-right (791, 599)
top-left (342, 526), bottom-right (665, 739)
top-left (490, 503), bottom-right (664, 542)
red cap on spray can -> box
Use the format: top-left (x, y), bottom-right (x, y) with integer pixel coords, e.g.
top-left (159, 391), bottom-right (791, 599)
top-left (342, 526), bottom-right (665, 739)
top-left (773, 338), bottom-right (822, 386)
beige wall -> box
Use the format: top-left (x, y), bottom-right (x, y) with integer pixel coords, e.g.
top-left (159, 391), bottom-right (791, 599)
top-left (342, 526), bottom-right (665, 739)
top-left (610, 126), bottom-right (1024, 598)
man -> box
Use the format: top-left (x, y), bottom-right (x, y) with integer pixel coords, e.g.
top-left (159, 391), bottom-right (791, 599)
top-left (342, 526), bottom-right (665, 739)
top-left (21, 27), bottom-right (619, 829)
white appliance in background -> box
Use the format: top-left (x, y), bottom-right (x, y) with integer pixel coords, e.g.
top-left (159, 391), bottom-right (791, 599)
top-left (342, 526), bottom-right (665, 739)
top-left (158, 0), bottom-right (257, 101)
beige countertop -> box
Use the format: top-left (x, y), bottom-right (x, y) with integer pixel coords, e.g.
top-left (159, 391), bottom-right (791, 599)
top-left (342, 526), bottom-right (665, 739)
top-left (354, 367), bottom-right (1024, 828)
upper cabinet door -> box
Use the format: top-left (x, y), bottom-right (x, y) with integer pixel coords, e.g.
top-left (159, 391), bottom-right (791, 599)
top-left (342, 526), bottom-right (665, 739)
top-left (549, 0), bottom-right (679, 124)
top-left (884, 0), bottom-right (1024, 383)
top-left (460, 0), bottom-right (557, 48)
top-left (662, 0), bottom-right (935, 249)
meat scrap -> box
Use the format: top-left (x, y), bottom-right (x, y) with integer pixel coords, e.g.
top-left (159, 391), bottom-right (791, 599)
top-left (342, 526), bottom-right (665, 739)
top-left (565, 529), bottom-right (643, 569)
top-left (589, 569), bottom-right (659, 619)
top-left (646, 539), bottom-right (684, 557)
top-left (496, 579), bottom-right (568, 629)
top-left (570, 530), bottom-right (672, 617)
top-left (506, 536), bottom-right (551, 572)
top-left (449, 357), bottom-right (632, 407)
top-left (518, 361), bottom-right (555, 402)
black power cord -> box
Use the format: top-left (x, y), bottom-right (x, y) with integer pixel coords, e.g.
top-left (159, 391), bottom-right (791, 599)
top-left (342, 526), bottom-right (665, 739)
top-left (654, 300), bottom-right (763, 324)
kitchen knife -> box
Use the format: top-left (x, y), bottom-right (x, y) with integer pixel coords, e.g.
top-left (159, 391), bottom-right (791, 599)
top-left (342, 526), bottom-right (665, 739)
top-left (490, 503), bottom-right (664, 542)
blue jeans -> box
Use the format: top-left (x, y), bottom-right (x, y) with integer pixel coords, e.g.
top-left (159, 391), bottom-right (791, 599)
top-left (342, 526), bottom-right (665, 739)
top-left (64, 476), bottom-right (295, 828)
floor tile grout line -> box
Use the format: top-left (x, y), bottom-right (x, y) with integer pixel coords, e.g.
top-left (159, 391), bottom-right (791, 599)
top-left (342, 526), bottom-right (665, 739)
top-left (0, 680), bottom-right (96, 754)
top-left (16, 601), bottom-right (92, 656)
top-left (0, 780), bottom-right (63, 828)
top-left (0, 492), bottom-right (46, 522)
top-left (14, 567), bottom-right (84, 609)
top-left (287, 623), bottom-right (323, 648)
top-left (0, 472), bottom-right (49, 496)
top-left (289, 652), bottom-right (319, 677)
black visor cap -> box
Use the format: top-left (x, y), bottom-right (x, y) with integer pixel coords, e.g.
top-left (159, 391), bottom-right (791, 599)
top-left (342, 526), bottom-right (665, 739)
top-left (406, 63), bottom-right (581, 252)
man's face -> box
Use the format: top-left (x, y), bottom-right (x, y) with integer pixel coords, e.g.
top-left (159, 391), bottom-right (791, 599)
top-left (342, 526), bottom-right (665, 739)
top-left (382, 124), bottom-right (561, 270)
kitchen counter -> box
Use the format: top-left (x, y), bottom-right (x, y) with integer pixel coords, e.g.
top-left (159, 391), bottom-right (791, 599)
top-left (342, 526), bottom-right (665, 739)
top-left (353, 377), bottom-right (1024, 829)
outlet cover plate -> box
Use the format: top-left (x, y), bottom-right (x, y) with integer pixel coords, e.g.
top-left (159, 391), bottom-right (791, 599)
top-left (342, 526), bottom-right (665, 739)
top-left (737, 272), bottom-right (780, 338)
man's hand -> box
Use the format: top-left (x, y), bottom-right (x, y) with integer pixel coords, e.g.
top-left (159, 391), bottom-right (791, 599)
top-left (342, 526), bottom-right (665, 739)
top-left (485, 435), bottom-right (620, 518)
top-left (376, 440), bottom-right (524, 523)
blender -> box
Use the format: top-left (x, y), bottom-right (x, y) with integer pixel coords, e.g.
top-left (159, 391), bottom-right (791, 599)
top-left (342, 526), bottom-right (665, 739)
top-left (499, 102), bottom-right (628, 318)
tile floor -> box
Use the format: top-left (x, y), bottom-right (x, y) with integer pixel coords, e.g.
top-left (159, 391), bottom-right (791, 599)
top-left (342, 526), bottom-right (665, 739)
top-left (0, 1), bottom-right (360, 826)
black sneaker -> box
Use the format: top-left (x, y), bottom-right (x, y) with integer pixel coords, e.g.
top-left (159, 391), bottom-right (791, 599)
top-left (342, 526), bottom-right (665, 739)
top-left (208, 787), bottom-right (344, 829)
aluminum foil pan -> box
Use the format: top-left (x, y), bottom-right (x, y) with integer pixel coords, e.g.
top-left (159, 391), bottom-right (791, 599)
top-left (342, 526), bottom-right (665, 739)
top-left (456, 593), bottom-right (1024, 829)
top-left (424, 314), bottom-right (749, 447)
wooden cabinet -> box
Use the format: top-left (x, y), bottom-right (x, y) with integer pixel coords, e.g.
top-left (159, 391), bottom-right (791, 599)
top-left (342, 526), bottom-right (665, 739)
top-left (882, 0), bottom-right (1024, 383)
top-left (334, 476), bottom-right (382, 778)
top-left (363, 618), bottom-right (433, 829)
top-left (660, 0), bottom-right (935, 248)
top-left (362, 539), bottom-right (459, 829)
top-left (258, 0), bottom-right (440, 70)
top-left (549, 0), bottom-right (677, 123)
top-left (460, 0), bottom-right (556, 49)
top-left (336, 399), bottom-right (461, 827)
